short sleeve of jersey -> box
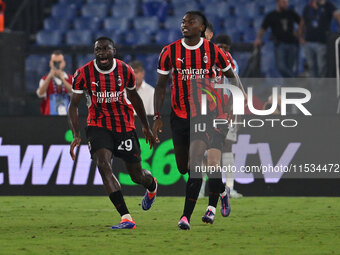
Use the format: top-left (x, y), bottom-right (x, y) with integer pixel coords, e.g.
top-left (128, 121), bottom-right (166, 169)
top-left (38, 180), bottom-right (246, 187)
top-left (126, 64), bottom-right (136, 90)
top-left (72, 69), bottom-right (86, 94)
top-left (215, 45), bottom-right (231, 73)
top-left (157, 46), bottom-right (171, 75)
top-left (225, 51), bottom-right (236, 71)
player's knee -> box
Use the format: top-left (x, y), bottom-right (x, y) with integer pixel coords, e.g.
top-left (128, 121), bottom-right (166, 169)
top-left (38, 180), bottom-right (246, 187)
top-left (207, 158), bottom-right (220, 168)
top-left (96, 160), bottom-right (111, 174)
top-left (130, 172), bottom-right (142, 184)
top-left (97, 160), bottom-right (111, 171)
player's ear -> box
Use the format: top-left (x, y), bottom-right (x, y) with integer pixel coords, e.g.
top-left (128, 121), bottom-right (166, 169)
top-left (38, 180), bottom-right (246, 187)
top-left (113, 47), bottom-right (117, 56)
top-left (200, 24), bottom-right (205, 34)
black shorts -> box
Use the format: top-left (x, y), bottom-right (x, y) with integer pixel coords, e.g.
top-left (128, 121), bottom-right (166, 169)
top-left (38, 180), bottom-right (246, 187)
top-left (170, 111), bottom-right (190, 148)
top-left (86, 126), bottom-right (141, 163)
top-left (207, 128), bottom-right (225, 151)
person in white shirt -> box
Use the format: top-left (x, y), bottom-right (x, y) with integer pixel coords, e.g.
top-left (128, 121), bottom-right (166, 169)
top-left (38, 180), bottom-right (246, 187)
top-left (129, 60), bottom-right (154, 115)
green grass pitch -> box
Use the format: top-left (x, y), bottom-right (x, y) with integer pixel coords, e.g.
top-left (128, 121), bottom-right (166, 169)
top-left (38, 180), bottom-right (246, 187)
top-left (0, 197), bottom-right (339, 255)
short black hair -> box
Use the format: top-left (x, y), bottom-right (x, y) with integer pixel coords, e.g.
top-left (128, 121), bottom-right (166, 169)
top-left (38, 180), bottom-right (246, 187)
top-left (185, 10), bottom-right (208, 37)
top-left (52, 50), bottom-right (63, 55)
top-left (215, 34), bottom-right (232, 46)
top-left (206, 22), bottom-right (214, 33)
top-left (94, 36), bottom-right (115, 47)
top-left (129, 60), bottom-right (145, 71)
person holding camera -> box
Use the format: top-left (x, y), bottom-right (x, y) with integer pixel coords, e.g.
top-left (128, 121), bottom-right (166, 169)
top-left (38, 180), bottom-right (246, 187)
top-left (36, 50), bottom-right (72, 115)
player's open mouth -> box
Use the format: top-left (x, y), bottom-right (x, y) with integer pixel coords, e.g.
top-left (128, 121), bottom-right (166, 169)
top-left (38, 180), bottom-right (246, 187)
top-left (182, 28), bottom-right (189, 33)
top-left (99, 58), bottom-right (109, 64)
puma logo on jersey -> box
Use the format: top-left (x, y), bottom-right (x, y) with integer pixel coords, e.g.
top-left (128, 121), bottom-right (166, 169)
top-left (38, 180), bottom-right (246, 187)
top-left (177, 58), bottom-right (184, 63)
top-left (92, 81), bottom-right (99, 86)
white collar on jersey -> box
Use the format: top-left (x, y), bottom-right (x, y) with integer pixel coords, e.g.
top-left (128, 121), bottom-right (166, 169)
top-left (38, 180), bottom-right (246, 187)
top-left (93, 58), bottom-right (116, 74)
top-left (181, 37), bottom-right (204, 50)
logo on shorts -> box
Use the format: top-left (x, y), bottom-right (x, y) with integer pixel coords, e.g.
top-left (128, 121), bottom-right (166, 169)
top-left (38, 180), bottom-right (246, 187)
top-left (88, 141), bottom-right (92, 151)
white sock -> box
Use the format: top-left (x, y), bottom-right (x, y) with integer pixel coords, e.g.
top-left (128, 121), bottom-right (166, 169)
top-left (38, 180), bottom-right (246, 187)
top-left (222, 152), bottom-right (235, 190)
top-left (207, 206), bottom-right (216, 214)
top-left (121, 214), bottom-right (133, 221)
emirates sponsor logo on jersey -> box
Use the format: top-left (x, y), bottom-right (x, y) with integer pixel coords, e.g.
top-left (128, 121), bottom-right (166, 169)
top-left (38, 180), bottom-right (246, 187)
top-left (176, 68), bottom-right (209, 81)
top-left (92, 90), bottom-right (124, 103)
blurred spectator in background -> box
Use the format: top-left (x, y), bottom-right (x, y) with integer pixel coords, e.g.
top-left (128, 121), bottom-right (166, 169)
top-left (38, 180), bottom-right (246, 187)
top-left (205, 22), bottom-right (214, 41)
top-left (129, 60), bottom-right (154, 115)
top-left (36, 50), bottom-right (72, 115)
top-left (299, 0), bottom-right (340, 77)
top-left (254, 0), bottom-right (300, 77)
top-left (215, 34), bottom-right (239, 74)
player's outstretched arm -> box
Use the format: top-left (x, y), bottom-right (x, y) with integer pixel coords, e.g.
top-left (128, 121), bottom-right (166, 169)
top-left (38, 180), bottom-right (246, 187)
top-left (68, 93), bottom-right (83, 160)
top-left (127, 89), bottom-right (155, 149)
top-left (153, 74), bottom-right (169, 143)
top-left (223, 68), bottom-right (247, 98)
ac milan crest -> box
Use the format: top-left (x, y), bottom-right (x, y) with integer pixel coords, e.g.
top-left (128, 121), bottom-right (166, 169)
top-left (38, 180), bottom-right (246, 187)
top-left (117, 76), bottom-right (122, 86)
top-left (203, 54), bottom-right (208, 64)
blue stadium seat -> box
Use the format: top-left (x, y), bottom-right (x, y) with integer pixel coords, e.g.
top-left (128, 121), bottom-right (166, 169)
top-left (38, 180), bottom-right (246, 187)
top-left (144, 0), bottom-right (164, 2)
top-left (87, 0), bottom-right (112, 4)
top-left (229, 30), bottom-right (242, 43)
top-left (164, 16), bottom-right (180, 30)
top-left (111, 3), bottom-right (137, 18)
top-left (66, 30), bottom-right (93, 46)
top-left (172, 2), bottom-right (200, 18)
top-left (36, 30), bottom-right (63, 46)
top-left (123, 54), bottom-right (133, 64)
top-left (236, 18), bottom-right (252, 31)
top-left (43, 17), bottom-right (71, 32)
top-left (51, 3), bottom-right (77, 19)
top-left (94, 30), bottom-right (122, 42)
top-left (103, 18), bottom-right (129, 33)
top-left (133, 17), bottom-right (159, 33)
top-left (59, 0), bottom-right (83, 8)
top-left (123, 31), bottom-right (152, 45)
top-left (142, 1), bottom-right (168, 22)
top-left (155, 29), bottom-right (181, 45)
top-left (77, 54), bottom-right (94, 67)
top-left (253, 18), bottom-right (263, 30)
top-left (114, 0), bottom-right (136, 5)
top-left (81, 3), bottom-right (108, 18)
top-left (26, 55), bottom-right (49, 73)
top-left (243, 28), bottom-right (257, 42)
top-left (74, 17), bottom-right (101, 31)
top-left (25, 55), bottom-right (50, 92)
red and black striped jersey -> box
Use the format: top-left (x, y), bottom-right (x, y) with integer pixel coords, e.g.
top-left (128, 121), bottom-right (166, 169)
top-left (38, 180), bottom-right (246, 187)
top-left (157, 38), bottom-right (231, 119)
top-left (72, 59), bottom-right (136, 133)
top-left (215, 51), bottom-right (236, 118)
